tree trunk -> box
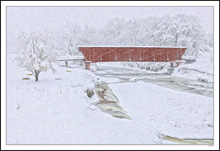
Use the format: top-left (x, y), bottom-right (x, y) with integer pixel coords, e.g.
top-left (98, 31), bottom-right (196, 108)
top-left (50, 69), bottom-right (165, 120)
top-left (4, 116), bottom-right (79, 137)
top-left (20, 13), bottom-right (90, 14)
top-left (34, 70), bottom-right (40, 82)
top-left (35, 75), bottom-right (38, 82)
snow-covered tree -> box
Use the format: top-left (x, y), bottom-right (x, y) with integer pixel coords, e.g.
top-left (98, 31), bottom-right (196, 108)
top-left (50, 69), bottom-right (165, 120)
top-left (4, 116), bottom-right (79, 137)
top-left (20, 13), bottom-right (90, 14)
top-left (62, 22), bottom-right (83, 55)
top-left (16, 31), bottom-right (58, 81)
top-left (100, 18), bottom-right (127, 45)
top-left (58, 15), bottom-right (209, 57)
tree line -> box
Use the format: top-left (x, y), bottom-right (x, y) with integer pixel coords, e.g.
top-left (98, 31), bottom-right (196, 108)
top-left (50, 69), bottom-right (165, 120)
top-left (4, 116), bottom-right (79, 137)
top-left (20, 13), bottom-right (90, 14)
top-left (60, 14), bottom-right (213, 57)
top-left (16, 14), bottom-right (213, 81)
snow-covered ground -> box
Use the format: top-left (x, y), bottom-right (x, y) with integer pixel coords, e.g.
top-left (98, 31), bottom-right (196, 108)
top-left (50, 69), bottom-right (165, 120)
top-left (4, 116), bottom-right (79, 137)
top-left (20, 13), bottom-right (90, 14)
top-left (173, 51), bottom-right (213, 82)
top-left (7, 53), bottom-right (161, 144)
top-left (109, 81), bottom-right (213, 140)
top-left (7, 53), bottom-right (213, 144)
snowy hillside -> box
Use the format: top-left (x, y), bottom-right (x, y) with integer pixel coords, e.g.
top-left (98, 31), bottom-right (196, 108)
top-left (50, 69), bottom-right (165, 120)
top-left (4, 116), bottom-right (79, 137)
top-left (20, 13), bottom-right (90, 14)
top-left (173, 50), bottom-right (213, 82)
top-left (7, 53), bottom-right (213, 144)
top-left (109, 81), bottom-right (213, 140)
top-left (7, 54), bottom-right (161, 144)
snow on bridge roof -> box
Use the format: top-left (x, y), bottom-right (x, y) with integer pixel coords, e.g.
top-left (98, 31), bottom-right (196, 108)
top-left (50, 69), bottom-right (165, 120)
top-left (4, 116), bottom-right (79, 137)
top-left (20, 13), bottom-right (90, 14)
top-left (77, 46), bottom-right (187, 48)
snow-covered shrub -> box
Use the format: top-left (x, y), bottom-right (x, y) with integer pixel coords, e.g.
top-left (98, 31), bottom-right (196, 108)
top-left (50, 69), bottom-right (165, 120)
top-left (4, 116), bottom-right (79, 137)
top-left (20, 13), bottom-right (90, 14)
top-left (16, 31), bottom-right (58, 81)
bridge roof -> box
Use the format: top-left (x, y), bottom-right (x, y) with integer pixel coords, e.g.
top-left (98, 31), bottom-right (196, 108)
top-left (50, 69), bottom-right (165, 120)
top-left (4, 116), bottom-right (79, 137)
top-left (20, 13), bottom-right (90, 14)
top-left (77, 46), bottom-right (187, 48)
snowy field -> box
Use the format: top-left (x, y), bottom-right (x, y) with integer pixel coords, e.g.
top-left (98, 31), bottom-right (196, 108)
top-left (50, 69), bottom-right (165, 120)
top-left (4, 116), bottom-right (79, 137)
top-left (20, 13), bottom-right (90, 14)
top-left (109, 81), bottom-right (213, 140)
top-left (7, 54), bottom-right (161, 144)
top-left (7, 53), bottom-right (213, 144)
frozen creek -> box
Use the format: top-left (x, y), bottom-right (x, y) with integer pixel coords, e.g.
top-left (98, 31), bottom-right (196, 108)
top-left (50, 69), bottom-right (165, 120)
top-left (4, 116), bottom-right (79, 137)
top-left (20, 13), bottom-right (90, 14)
top-left (93, 64), bottom-right (213, 145)
top-left (95, 65), bottom-right (213, 98)
top-left (94, 83), bottom-right (131, 120)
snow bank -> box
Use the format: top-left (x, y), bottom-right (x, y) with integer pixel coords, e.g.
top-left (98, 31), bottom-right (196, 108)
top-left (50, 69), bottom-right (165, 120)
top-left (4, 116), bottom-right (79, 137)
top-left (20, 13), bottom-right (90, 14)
top-left (173, 51), bottom-right (213, 82)
top-left (109, 81), bottom-right (213, 139)
top-left (96, 62), bottom-right (169, 73)
top-left (121, 62), bottom-right (170, 73)
top-left (7, 53), bottom-right (161, 144)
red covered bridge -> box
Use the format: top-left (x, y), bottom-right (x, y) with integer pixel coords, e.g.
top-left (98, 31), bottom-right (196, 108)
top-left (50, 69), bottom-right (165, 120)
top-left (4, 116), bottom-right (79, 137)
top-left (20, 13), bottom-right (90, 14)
top-left (78, 46), bottom-right (187, 70)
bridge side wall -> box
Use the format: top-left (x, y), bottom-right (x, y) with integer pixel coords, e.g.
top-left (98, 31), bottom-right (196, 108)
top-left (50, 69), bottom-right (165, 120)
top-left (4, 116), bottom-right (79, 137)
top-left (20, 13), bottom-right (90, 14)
top-left (78, 47), bottom-right (186, 63)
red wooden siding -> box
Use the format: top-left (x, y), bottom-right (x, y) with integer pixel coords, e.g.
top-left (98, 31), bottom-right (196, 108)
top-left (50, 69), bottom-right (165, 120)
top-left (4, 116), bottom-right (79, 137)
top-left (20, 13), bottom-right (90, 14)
top-left (78, 47), bottom-right (186, 63)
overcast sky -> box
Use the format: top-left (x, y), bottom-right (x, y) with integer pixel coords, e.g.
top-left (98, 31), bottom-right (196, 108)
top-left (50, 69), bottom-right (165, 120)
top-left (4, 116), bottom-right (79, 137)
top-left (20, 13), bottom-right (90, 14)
top-left (7, 7), bottom-right (213, 52)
